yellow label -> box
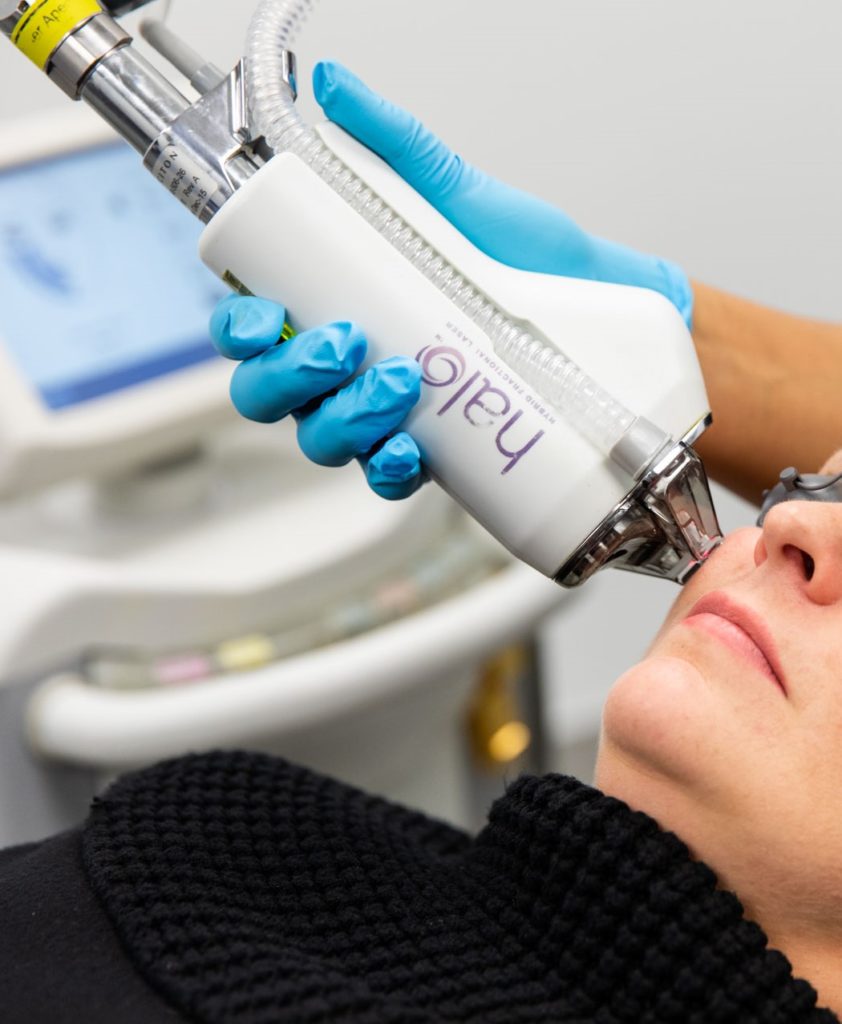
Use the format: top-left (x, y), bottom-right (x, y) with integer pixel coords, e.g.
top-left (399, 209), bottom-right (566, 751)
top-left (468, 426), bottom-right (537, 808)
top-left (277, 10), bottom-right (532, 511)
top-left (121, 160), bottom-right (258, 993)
top-left (12, 0), bottom-right (103, 70)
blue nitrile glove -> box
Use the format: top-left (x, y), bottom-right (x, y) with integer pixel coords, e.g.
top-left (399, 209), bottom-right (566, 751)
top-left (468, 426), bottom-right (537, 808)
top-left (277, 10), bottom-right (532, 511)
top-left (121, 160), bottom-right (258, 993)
top-left (210, 296), bottom-right (424, 500)
top-left (211, 60), bottom-right (693, 500)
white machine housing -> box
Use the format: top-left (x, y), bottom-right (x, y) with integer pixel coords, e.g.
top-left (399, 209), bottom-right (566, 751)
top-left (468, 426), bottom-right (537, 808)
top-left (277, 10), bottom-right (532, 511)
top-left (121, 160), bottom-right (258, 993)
top-left (201, 123), bottom-right (711, 578)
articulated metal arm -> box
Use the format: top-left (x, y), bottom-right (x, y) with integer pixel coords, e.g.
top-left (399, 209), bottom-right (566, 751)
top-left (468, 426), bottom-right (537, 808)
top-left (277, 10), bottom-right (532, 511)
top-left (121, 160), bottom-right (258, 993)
top-left (0, 2), bottom-right (281, 222)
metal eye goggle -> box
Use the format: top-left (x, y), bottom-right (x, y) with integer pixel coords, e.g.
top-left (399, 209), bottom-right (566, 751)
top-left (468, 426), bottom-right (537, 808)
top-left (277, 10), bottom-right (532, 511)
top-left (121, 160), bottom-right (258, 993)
top-left (757, 467), bottom-right (842, 526)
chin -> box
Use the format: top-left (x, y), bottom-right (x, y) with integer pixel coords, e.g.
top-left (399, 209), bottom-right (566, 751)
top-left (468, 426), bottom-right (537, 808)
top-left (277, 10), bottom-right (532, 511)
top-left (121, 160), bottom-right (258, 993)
top-left (595, 654), bottom-right (728, 853)
top-left (599, 654), bottom-right (721, 793)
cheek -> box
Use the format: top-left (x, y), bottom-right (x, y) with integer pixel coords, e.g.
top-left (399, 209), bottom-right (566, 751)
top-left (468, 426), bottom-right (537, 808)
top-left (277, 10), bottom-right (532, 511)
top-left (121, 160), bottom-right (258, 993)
top-left (601, 655), bottom-right (731, 789)
top-left (798, 645), bottom-right (842, 768)
top-left (600, 617), bottom-right (790, 800)
top-left (819, 448), bottom-right (842, 476)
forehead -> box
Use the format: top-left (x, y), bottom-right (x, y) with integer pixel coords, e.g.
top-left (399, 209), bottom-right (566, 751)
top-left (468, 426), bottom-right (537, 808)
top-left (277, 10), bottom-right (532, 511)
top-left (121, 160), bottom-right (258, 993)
top-left (819, 449), bottom-right (842, 476)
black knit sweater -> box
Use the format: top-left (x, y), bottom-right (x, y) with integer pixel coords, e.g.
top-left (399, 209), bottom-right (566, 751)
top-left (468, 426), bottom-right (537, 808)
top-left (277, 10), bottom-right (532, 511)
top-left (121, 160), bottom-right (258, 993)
top-left (0, 751), bottom-right (837, 1023)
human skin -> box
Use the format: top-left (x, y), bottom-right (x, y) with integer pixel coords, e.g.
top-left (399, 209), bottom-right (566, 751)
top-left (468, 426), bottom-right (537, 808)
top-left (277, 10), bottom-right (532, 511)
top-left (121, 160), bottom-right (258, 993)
top-left (595, 449), bottom-right (842, 1010)
top-left (692, 282), bottom-right (842, 504)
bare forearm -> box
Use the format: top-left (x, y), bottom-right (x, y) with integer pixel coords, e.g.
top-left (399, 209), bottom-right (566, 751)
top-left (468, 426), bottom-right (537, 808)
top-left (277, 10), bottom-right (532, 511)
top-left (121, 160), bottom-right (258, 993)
top-left (691, 281), bottom-right (842, 504)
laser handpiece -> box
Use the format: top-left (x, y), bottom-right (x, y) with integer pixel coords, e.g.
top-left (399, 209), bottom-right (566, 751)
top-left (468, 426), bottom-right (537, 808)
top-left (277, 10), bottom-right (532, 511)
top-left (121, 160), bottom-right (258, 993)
top-left (0, 0), bottom-right (724, 586)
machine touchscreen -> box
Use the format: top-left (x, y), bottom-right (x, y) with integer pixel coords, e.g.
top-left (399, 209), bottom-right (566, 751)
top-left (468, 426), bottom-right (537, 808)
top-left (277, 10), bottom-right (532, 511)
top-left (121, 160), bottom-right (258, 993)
top-left (0, 141), bottom-right (226, 410)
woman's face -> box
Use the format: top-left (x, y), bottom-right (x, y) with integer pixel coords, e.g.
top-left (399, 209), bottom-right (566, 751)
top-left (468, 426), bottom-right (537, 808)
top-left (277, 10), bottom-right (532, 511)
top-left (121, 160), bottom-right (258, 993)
top-left (596, 451), bottom-right (842, 932)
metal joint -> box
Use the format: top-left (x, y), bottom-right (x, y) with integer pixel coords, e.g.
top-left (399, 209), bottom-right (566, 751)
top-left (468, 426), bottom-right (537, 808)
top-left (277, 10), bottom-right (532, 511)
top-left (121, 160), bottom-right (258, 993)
top-left (143, 62), bottom-right (265, 222)
top-left (280, 48), bottom-right (298, 101)
top-left (230, 52), bottom-right (297, 144)
top-left (46, 12), bottom-right (131, 100)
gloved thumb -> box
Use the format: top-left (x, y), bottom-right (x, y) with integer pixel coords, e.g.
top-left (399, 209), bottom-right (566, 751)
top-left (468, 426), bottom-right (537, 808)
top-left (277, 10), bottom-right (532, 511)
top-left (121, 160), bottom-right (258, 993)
top-left (313, 59), bottom-right (467, 208)
top-left (311, 60), bottom-right (595, 278)
top-left (312, 61), bottom-right (693, 326)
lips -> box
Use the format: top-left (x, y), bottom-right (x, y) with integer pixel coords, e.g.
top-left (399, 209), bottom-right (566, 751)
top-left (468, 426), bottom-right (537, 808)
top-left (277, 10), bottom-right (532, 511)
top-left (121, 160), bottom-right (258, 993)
top-left (682, 592), bottom-right (787, 695)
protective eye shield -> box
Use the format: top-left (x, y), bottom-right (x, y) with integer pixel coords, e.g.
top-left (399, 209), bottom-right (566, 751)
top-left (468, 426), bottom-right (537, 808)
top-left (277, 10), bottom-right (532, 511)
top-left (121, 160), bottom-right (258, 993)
top-left (757, 468), bottom-right (842, 526)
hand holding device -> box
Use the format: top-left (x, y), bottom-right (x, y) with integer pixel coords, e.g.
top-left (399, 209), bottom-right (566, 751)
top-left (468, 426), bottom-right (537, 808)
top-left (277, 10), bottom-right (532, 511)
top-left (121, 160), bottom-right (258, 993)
top-left (212, 61), bottom-right (693, 499)
top-left (1, 0), bottom-right (720, 586)
top-left (210, 295), bottom-right (424, 499)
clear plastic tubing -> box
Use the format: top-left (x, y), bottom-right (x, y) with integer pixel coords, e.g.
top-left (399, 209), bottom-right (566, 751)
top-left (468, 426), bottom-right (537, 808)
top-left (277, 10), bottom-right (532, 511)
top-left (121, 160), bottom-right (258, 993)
top-left (245, 0), bottom-right (654, 463)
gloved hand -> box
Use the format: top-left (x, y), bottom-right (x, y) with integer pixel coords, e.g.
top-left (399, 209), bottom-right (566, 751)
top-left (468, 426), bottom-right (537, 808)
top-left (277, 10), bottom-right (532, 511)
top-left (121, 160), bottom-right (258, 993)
top-left (211, 60), bottom-right (693, 500)
top-left (210, 298), bottom-right (424, 500)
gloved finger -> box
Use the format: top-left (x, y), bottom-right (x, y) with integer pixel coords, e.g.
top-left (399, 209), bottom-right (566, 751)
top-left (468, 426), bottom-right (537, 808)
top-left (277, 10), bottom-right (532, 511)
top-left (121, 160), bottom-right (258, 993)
top-left (361, 432), bottom-right (425, 501)
top-left (313, 64), bottom-right (692, 323)
top-left (210, 295), bottom-right (290, 361)
top-left (312, 60), bottom-right (589, 275)
top-left (314, 59), bottom-right (469, 205)
top-left (297, 357), bottom-right (421, 466)
top-left (230, 321), bottom-right (367, 423)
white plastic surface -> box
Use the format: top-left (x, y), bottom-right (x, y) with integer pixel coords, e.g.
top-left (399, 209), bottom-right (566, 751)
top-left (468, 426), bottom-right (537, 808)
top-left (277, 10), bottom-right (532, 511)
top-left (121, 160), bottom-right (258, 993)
top-left (200, 125), bottom-right (710, 577)
top-left (0, 428), bottom-right (471, 679)
top-left (28, 560), bottom-right (563, 767)
top-left (0, 106), bottom-right (237, 497)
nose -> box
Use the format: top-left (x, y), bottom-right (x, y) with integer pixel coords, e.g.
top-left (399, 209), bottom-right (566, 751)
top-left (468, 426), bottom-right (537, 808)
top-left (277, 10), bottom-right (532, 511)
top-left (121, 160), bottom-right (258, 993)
top-left (754, 502), bottom-right (842, 605)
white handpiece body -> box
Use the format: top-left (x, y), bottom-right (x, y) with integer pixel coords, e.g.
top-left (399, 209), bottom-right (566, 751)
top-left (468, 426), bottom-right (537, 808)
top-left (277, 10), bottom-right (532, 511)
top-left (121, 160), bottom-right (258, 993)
top-left (200, 123), bottom-right (710, 579)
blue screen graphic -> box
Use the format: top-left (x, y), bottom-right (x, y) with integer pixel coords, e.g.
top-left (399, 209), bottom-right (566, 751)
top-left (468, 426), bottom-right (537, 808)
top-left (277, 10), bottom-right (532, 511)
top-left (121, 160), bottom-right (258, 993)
top-left (0, 142), bottom-right (228, 410)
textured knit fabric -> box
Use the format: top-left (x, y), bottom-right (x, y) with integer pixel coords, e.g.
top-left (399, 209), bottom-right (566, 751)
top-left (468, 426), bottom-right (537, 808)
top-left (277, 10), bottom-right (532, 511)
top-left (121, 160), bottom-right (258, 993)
top-left (77, 751), bottom-right (837, 1024)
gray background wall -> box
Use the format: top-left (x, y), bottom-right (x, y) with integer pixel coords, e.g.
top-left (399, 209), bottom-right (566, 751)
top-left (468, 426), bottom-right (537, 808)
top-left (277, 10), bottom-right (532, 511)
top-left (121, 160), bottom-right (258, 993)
top-left (1, 0), bottom-right (838, 776)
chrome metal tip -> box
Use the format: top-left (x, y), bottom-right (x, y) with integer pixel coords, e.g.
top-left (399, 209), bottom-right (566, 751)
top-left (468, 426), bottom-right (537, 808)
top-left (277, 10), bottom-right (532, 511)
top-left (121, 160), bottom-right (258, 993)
top-left (555, 443), bottom-right (723, 588)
